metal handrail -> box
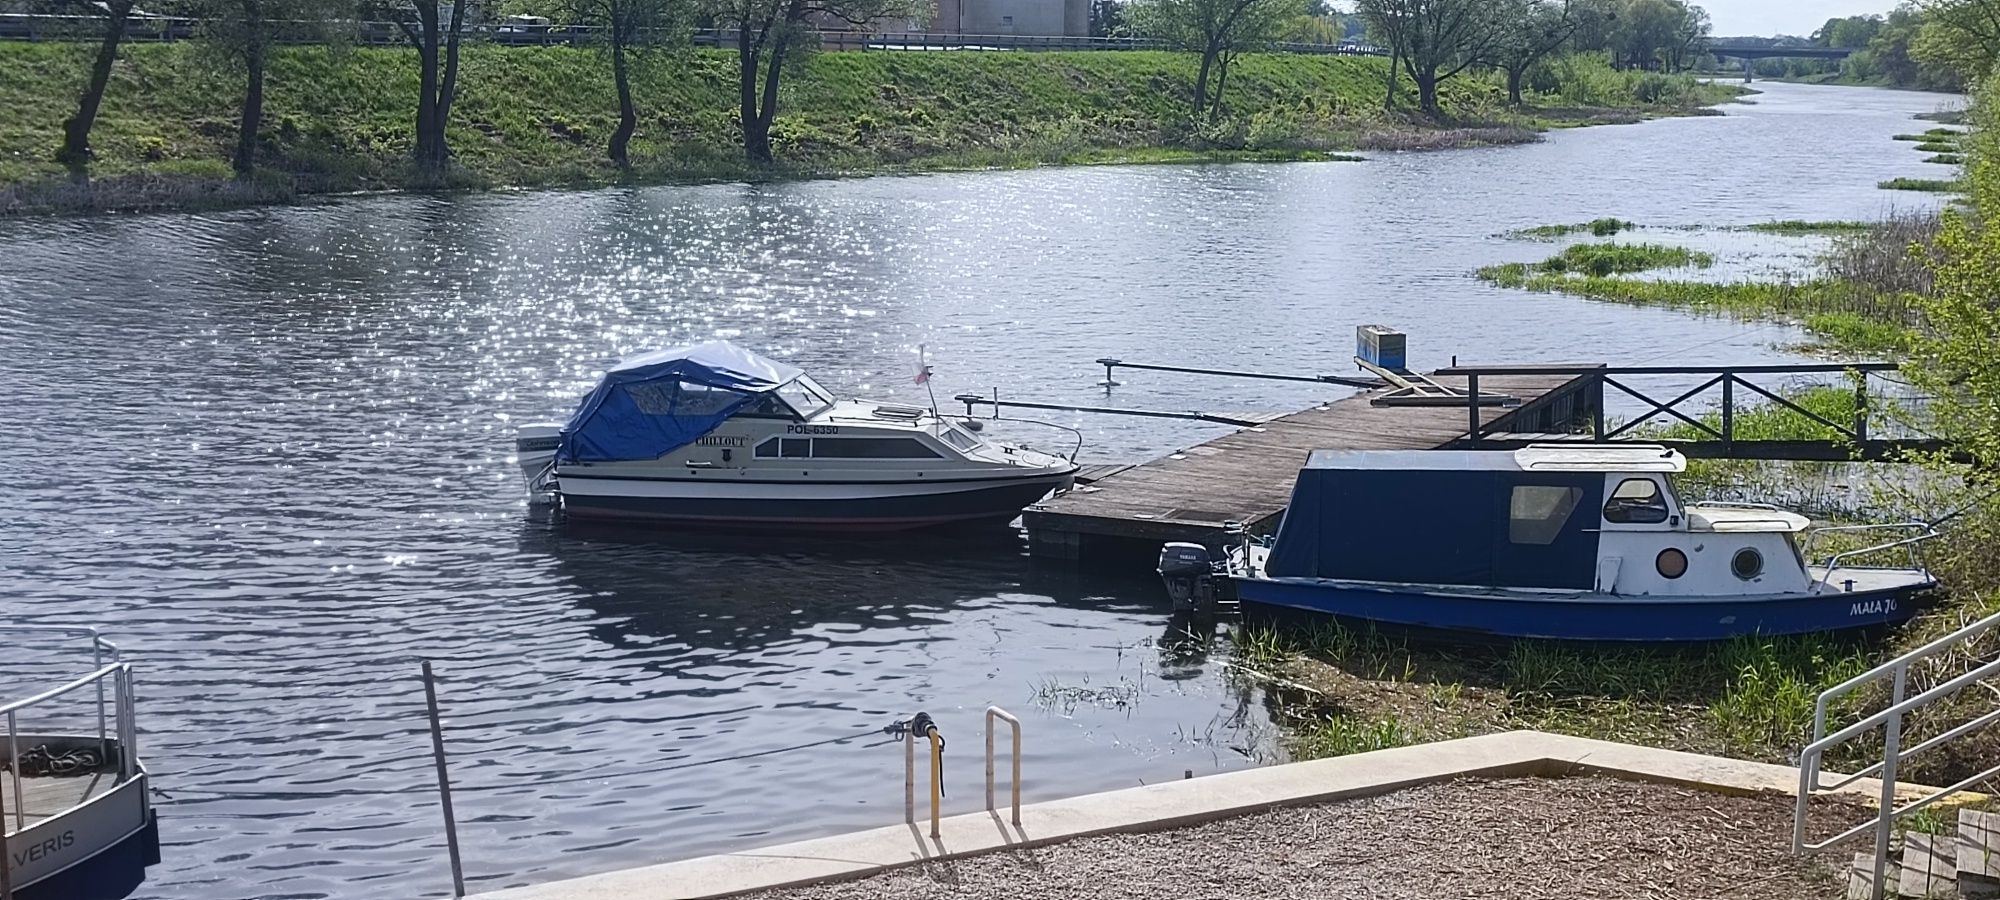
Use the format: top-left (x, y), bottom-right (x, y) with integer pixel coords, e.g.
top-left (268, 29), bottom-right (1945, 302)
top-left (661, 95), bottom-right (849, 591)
top-left (0, 626), bottom-right (118, 750)
top-left (1799, 522), bottom-right (1937, 565)
top-left (1811, 529), bottom-right (1941, 591)
top-left (1793, 610), bottom-right (2000, 900)
top-left (984, 707), bottom-right (1021, 826)
top-left (3, 662), bottom-right (132, 834)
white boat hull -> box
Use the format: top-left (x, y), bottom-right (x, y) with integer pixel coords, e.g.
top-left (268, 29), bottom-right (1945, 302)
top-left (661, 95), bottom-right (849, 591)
top-left (555, 468), bottom-right (1076, 530)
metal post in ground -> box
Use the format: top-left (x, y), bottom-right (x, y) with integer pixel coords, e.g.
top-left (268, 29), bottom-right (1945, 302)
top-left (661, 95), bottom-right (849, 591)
top-left (423, 661), bottom-right (467, 899)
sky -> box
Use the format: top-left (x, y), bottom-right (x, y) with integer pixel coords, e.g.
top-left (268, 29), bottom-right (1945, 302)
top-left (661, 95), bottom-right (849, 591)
top-left (1703, 0), bottom-right (1894, 38)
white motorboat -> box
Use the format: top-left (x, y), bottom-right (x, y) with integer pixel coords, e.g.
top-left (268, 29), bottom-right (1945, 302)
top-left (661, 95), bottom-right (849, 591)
top-left (516, 342), bottom-right (1079, 531)
top-left (3, 626), bottom-right (158, 900)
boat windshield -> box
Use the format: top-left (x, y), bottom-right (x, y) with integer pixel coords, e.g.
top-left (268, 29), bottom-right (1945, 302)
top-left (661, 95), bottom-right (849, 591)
top-left (777, 375), bottom-right (834, 419)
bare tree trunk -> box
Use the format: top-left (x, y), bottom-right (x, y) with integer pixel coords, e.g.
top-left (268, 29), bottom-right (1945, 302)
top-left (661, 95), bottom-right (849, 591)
top-left (737, 27), bottom-right (760, 161)
top-left (233, 0), bottom-right (266, 177)
top-left (750, 37), bottom-right (785, 163)
top-left (413, 0), bottom-right (464, 178)
top-left (1209, 54), bottom-right (1231, 119)
top-left (609, 26), bottom-right (635, 170)
top-left (1193, 44), bottom-right (1216, 119)
top-left (1416, 68), bottom-right (1439, 117)
top-left (1384, 46), bottom-right (1400, 111)
top-left (414, 3), bottom-right (440, 173)
top-left (1506, 64), bottom-right (1524, 106)
top-left (59, 0), bottom-right (133, 172)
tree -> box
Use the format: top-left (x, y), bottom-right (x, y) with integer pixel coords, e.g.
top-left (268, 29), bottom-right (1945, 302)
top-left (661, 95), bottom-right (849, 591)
top-left (1814, 14), bottom-right (1884, 49)
top-left (1489, 0), bottom-right (1575, 106)
top-left (1090, 0), bottom-right (1127, 36)
top-left (1355, 0), bottom-right (1508, 117)
top-left (1663, 0), bottom-right (1708, 72)
top-left (569, 0), bottom-right (687, 170)
top-left (365, 0), bottom-right (475, 177)
top-left (177, 0), bottom-right (340, 178)
top-left (1913, 0), bottom-right (2000, 83)
top-left (706, 0), bottom-right (922, 164)
top-left (1130, 0), bottom-right (1304, 119)
top-left (1612, 0), bottom-right (1683, 70)
top-left (53, 0), bottom-right (136, 172)
top-left (1565, 0), bottom-right (1619, 57)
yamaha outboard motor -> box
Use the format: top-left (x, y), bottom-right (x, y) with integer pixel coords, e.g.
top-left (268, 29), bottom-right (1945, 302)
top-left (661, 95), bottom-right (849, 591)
top-left (1157, 542), bottom-right (1218, 615)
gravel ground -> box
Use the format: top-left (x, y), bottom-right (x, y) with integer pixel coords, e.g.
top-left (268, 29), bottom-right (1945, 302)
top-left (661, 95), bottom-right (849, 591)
top-left (749, 776), bottom-right (1860, 900)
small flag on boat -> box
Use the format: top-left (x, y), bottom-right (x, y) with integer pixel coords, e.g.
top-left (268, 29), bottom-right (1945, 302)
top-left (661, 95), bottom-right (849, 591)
top-left (914, 344), bottom-right (933, 385)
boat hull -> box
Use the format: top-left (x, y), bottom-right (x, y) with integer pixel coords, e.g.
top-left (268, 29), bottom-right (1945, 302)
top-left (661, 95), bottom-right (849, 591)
top-left (556, 470), bottom-right (1076, 531)
top-left (9, 767), bottom-right (157, 900)
top-left (1230, 576), bottom-right (1934, 642)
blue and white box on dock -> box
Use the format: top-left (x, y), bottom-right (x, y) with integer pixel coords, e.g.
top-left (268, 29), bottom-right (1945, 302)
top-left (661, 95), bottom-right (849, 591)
top-left (1356, 325), bottom-right (1407, 372)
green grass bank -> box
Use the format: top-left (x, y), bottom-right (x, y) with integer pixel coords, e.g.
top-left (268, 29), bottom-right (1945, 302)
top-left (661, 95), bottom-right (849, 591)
top-left (0, 43), bottom-right (1738, 214)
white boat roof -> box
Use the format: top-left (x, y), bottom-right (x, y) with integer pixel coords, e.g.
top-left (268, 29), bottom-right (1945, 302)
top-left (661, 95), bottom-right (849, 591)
top-left (1302, 444), bottom-right (1686, 473)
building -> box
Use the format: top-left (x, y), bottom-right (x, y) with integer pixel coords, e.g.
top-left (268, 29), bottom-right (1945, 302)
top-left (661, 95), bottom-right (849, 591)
top-left (927, 0), bottom-right (1088, 37)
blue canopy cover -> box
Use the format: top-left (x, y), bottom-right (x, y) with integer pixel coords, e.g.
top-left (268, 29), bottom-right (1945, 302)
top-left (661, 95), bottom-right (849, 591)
top-left (558, 341), bottom-right (804, 463)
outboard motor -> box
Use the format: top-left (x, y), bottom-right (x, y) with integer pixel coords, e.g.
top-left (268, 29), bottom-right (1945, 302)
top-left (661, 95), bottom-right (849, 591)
top-left (1158, 542), bottom-right (1218, 615)
top-left (515, 423), bottom-right (563, 499)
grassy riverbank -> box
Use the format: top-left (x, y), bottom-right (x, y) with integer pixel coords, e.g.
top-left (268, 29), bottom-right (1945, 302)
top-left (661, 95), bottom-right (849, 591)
top-left (0, 44), bottom-right (1739, 214)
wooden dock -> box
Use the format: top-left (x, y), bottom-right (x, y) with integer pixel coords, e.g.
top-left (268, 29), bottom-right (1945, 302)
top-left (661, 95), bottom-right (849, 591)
top-left (1022, 370), bottom-right (1602, 560)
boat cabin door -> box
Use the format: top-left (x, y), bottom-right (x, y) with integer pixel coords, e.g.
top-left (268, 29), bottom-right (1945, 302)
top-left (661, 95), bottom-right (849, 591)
top-left (1493, 475), bottom-right (1606, 591)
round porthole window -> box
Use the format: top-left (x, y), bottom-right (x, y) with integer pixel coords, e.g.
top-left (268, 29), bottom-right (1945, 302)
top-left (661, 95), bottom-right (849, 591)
top-left (1657, 548), bottom-right (1689, 579)
top-left (1732, 548), bottom-right (1764, 580)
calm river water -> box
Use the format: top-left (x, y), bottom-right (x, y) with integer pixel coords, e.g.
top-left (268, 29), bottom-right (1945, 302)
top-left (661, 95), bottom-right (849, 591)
top-left (0, 81), bottom-right (1961, 898)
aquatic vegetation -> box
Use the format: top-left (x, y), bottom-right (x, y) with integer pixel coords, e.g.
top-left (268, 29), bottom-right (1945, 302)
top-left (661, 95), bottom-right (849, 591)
top-left (1927, 153), bottom-right (1967, 165)
top-left (1916, 140), bottom-right (1962, 153)
top-left (1506, 217), bottom-right (1636, 240)
top-left (1880, 177), bottom-right (1966, 192)
top-left (1742, 220), bottom-right (1873, 235)
top-left (1479, 242), bottom-right (1712, 285)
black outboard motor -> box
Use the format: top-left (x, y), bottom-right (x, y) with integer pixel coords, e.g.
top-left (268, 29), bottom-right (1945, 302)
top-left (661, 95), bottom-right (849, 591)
top-left (1158, 542), bottom-right (1218, 615)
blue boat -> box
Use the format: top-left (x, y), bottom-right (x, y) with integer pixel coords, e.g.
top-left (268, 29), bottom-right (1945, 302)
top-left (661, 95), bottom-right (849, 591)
top-left (1159, 445), bottom-right (1941, 642)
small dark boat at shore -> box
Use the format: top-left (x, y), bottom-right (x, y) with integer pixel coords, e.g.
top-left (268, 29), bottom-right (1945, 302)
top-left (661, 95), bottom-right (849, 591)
top-left (1160, 445), bottom-right (1940, 642)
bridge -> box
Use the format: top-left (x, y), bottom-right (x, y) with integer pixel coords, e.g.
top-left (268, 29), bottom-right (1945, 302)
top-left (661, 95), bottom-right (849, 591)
top-left (1708, 44), bottom-right (1855, 82)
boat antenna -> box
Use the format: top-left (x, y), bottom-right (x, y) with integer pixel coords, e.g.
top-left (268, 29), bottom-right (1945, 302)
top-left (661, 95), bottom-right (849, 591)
top-left (916, 343), bottom-right (940, 418)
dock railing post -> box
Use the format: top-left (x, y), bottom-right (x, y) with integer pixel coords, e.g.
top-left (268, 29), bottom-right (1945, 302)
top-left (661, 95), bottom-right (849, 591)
top-left (1855, 372), bottom-right (1870, 445)
top-left (1465, 373), bottom-right (1481, 443)
top-left (422, 662), bottom-right (467, 899)
top-left (1721, 374), bottom-right (1735, 453)
top-left (1592, 371), bottom-right (1607, 440)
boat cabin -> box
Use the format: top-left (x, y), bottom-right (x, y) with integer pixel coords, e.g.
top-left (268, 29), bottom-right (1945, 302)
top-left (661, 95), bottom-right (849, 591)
top-left (1262, 445), bottom-right (1814, 597)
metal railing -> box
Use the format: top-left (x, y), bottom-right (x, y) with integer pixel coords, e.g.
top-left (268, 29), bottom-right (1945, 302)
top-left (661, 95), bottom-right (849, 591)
top-left (0, 626), bottom-right (120, 758)
top-left (1801, 522), bottom-right (1942, 591)
top-left (1437, 363), bottom-right (1952, 462)
top-left (984, 707), bottom-right (1021, 826)
top-left (2, 662), bottom-right (137, 833)
top-left (1793, 610), bottom-right (2000, 900)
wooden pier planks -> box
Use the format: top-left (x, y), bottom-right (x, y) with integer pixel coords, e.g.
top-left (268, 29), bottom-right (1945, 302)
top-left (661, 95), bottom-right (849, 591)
top-left (1023, 371), bottom-right (1599, 559)
top-left (1, 770), bottom-right (114, 829)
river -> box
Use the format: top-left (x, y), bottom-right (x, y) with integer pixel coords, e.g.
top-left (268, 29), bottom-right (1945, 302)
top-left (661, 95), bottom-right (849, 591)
top-left (0, 81), bottom-right (1960, 899)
